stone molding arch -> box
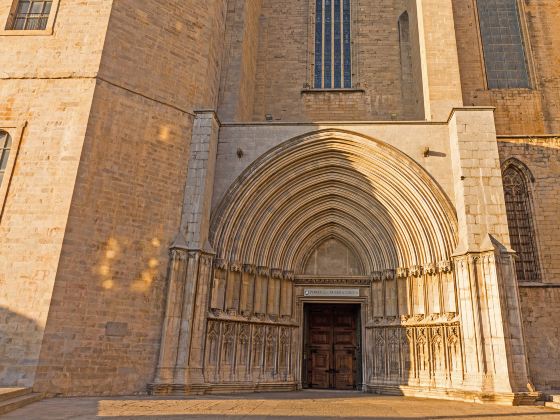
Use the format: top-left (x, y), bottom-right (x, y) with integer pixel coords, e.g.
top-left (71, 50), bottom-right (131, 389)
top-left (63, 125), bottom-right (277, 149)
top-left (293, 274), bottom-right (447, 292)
top-left (210, 129), bottom-right (458, 272)
top-left (501, 157), bottom-right (535, 183)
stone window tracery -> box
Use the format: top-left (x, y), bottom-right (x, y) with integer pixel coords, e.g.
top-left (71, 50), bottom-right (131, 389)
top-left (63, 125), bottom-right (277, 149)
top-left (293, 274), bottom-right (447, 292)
top-left (8, 0), bottom-right (52, 30)
top-left (0, 131), bottom-right (12, 187)
top-left (503, 163), bottom-right (540, 282)
top-left (314, 0), bottom-right (351, 89)
top-left (476, 0), bottom-right (530, 89)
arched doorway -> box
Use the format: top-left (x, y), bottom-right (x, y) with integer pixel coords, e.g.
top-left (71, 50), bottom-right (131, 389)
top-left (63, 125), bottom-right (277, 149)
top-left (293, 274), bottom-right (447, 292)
top-left (205, 129), bottom-right (459, 391)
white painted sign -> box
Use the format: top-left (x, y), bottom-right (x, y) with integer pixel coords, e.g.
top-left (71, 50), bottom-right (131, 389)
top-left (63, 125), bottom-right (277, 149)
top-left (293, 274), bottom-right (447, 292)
top-left (304, 288), bottom-right (360, 297)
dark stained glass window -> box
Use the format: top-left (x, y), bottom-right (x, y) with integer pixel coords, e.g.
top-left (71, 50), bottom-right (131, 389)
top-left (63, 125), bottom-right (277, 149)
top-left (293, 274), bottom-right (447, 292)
top-left (476, 0), bottom-right (530, 89)
top-left (503, 164), bottom-right (540, 282)
top-left (314, 0), bottom-right (352, 89)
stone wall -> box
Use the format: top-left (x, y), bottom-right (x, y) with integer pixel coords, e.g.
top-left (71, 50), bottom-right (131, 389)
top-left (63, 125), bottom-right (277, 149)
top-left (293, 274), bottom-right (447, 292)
top-left (212, 122), bottom-right (455, 211)
top-left (0, 0), bottom-right (113, 387)
top-left (519, 285), bottom-right (560, 390)
top-left (498, 136), bottom-right (560, 284)
top-left (219, 0), bottom-right (431, 122)
top-left (453, 0), bottom-right (560, 134)
top-left (30, 1), bottom-right (228, 396)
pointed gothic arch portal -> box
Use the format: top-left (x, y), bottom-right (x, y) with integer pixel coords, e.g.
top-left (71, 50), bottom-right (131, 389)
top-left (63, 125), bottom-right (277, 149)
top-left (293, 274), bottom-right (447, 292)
top-left (202, 129), bottom-right (464, 393)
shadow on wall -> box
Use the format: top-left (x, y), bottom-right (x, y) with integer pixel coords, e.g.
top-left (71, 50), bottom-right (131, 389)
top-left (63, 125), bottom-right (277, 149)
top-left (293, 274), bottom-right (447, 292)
top-left (0, 306), bottom-right (42, 387)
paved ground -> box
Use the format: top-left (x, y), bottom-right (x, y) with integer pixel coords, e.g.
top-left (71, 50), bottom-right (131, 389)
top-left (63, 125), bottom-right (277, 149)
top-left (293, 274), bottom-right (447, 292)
top-left (3, 390), bottom-right (560, 419)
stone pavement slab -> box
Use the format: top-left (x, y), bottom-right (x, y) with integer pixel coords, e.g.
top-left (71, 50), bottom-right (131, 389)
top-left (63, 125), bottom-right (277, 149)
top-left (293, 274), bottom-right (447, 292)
top-left (2, 390), bottom-right (559, 419)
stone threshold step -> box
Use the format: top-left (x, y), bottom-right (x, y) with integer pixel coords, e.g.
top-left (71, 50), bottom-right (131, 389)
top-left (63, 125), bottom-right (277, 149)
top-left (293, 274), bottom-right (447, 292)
top-left (0, 387), bottom-right (31, 402)
top-left (545, 401), bottom-right (560, 410)
top-left (0, 392), bottom-right (44, 416)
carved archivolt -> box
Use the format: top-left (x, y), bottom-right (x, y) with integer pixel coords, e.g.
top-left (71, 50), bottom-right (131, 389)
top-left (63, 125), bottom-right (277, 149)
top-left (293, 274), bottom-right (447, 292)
top-left (210, 130), bottom-right (458, 273)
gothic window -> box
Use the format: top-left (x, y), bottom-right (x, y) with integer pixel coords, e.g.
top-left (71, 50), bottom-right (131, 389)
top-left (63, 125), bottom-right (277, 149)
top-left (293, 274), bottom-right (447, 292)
top-left (503, 163), bottom-right (540, 282)
top-left (0, 131), bottom-right (12, 187)
top-left (314, 0), bottom-right (351, 89)
top-left (476, 0), bottom-right (530, 89)
top-left (9, 1), bottom-right (52, 30)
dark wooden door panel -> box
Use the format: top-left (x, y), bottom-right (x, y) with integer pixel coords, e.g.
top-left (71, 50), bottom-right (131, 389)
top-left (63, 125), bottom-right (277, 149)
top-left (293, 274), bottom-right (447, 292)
top-left (334, 349), bottom-right (355, 389)
top-left (306, 304), bottom-right (359, 390)
top-left (309, 350), bottom-right (330, 389)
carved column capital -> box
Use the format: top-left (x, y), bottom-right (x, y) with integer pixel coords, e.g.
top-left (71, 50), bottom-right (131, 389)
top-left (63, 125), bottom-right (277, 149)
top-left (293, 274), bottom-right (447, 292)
top-left (257, 266), bottom-right (269, 276)
top-left (243, 263), bottom-right (256, 274)
top-left (437, 259), bottom-right (453, 273)
top-left (409, 265), bottom-right (423, 277)
top-left (230, 261), bottom-right (242, 272)
top-left (214, 258), bottom-right (228, 270)
top-left (371, 271), bottom-right (383, 281)
top-left (424, 262), bottom-right (437, 275)
top-left (283, 270), bottom-right (295, 281)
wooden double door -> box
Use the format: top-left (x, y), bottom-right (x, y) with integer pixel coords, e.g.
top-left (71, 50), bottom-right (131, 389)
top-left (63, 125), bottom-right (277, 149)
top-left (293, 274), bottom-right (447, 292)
top-left (305, 304), bottom-right (360, 390)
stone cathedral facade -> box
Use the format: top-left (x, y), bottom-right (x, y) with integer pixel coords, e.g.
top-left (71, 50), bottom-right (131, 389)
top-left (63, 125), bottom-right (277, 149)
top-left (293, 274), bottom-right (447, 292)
top-left (1, 0), bottom-right (559, 404)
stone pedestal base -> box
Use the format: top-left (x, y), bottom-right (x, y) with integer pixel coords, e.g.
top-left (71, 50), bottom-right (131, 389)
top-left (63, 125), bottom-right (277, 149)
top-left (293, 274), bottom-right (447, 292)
top-left (148, 381), bottom-right (298, 396)
top-left (365, 384), bottom-right (540, 406)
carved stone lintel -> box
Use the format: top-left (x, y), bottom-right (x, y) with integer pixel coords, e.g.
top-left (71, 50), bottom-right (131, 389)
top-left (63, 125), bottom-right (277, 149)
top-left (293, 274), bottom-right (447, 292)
top-left (271, 268), bottom-right (283, 279)
top-left (396, 267), bottom-right (408, 278)
top-left (243, 264), bottom-right (256, 274)
top-left (257, 266), bottom-right (269, 276)
top-left (214, 258), bottom-right (228, 270)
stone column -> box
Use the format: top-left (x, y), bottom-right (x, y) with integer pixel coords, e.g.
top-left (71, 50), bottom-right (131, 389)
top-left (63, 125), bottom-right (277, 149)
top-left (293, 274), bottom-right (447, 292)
top-left (152, 111), bottom-right (220, 391)
top-left (280, 271), bottom-right (294, 318)
top-left (240, 264), bottom-right (256, 316)
top-left (371, 271), bottom-right (384, 318)
top-left (449, 108), bottom-right (532, 397)
top-left (396, 268), bottom-right (411, 317)
top-left (384, 269), bottom-right (398, 317)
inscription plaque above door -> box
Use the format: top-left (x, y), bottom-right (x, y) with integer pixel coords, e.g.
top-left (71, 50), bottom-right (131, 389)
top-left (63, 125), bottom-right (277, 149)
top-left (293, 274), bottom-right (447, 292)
top-left (304, 288), bottom-right (360, 297)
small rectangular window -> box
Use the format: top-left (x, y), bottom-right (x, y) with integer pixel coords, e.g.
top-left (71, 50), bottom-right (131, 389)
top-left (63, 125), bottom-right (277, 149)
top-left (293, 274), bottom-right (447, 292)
top-left (8, 0), bottom-right (52, 31)
top-left (476, 0), bottom-right (530, 89)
